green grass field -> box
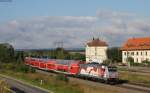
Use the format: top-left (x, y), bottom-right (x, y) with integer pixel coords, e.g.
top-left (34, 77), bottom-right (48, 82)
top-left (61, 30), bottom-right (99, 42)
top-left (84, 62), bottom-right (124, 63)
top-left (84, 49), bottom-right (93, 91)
top-left (119, 71), bottom-right (150, 87)
top-left (0, 70), bottom-right (126, 93)
top-left (1, 67), bottom-right (150, 93)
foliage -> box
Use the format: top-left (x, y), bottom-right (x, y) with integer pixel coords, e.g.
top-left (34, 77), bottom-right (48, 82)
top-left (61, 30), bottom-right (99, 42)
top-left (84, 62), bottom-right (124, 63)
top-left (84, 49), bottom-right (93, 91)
top-left (15, 64), bottom-right (36, 73)
top-left (0, 43), bottom-right (15, 63)
top-left (25, 47), bottom-right (85, 61)
top-left (126, 57), bottom-right (134, 66)
top-left (103, 59), bottom-right (112, 65)
top-left (56, 74), bottom-right (69, 82)
top-left (70, 53), bottom-right (85, 61)
top-left (107, 47), bottom-right (122, 63)
top-left (142, 60), bottom-right (150, 66)
top-left (0, 62), bottom-right (36, 73)
top-left (15, 51), bottom-right (24, 63)
top-left (126, 57), bottom-right (150, 67)
top-left (127, 57), bottom-right (134, 63)
top-left (0, 71), bottom-right (82, 93)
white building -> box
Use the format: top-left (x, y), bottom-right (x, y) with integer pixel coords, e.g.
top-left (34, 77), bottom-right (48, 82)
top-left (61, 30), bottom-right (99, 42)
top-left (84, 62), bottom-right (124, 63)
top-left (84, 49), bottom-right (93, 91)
top-left (86, 38), bottom-right (108, 64)
top-left (121, 37), bottom-right (150, 63)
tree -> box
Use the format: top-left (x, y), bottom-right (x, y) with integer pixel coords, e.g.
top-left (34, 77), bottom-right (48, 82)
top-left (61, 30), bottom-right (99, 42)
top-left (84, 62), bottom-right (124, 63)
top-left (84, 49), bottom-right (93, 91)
top-left (15, 51), bottom-right (24, 63)
top-left (0, 43), bottom-right (15, 63)
top-left (107, 47), bottom-right (122, 63)
top-left (71, 53), bottom-right (85, 61)
top-left (127, 57), bottom-right (134, 66)
top-left (142, 59), bottom-right (150, 66)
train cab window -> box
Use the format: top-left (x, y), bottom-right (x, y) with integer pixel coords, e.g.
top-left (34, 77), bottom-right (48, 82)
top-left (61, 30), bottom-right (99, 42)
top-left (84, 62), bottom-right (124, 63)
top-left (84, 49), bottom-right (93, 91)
top-left (108, 67), bottom-right (117, 72)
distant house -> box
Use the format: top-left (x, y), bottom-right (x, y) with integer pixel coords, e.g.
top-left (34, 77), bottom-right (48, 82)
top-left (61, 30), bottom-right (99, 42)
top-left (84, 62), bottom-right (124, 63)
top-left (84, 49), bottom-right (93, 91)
top-left (86, 38), bottom-right (108, 63)
top-left (121, 37), bottom-right (150, 63)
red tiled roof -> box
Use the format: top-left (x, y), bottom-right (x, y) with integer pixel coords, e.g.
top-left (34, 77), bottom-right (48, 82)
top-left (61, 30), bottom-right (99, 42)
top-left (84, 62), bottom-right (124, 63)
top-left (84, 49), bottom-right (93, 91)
top-left (87, 38), bottom-right (108, 47)
top-left (121, 37), bottom-right (150, 51)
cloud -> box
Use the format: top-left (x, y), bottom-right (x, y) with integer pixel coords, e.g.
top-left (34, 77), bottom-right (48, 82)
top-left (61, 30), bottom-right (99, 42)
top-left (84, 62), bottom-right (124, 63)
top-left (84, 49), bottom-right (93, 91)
top-left (0, 10), bottom-right (150, 49)
top-left (0, 16), bottom-right (97, 49)
top-left (96, 9), bottom-right (136, 21)
top-left (94, 10), bottom-right (150, 46)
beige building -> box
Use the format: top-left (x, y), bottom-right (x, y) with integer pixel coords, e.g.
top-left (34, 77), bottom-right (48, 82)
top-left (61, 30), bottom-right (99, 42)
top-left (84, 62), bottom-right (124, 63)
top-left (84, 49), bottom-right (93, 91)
top-left (86, 38), bottom-right (108, 63)
top-left (121, 37), bottom-right (150, 63)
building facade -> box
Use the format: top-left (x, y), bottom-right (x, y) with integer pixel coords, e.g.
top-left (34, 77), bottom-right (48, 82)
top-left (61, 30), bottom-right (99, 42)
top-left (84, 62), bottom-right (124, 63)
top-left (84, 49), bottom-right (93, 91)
top-left (86, 38), bottom-right (108, 63)
top-left (121, 37), bottom-right (150, 63)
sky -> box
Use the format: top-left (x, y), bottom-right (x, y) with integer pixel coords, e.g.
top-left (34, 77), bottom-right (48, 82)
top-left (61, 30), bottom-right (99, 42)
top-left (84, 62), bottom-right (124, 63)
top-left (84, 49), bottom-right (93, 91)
top-left (0, 0), bottom-right (150, 49)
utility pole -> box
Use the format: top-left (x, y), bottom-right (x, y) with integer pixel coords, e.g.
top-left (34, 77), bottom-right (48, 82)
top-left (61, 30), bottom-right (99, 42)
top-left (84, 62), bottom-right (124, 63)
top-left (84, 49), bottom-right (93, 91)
top-left (54, 41), bottom-right (64, 49)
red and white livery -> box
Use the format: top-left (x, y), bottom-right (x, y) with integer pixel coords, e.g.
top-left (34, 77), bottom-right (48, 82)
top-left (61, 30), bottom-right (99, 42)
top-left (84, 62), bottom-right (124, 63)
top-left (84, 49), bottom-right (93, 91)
top-left (25, 57), bottom-right (118, 82)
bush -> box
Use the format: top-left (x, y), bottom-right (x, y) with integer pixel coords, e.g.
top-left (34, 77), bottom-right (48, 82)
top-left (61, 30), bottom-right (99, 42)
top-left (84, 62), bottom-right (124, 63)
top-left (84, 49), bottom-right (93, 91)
top-left (0, 62), bottom-right (36, 73)
top-left (142, 60), bottom-right (150, 66)
top-left (103, 59), bottom-right (112, 65)
top-left (17, 65), bottom-right (36, 73)
top-left (29, 67), bottom-right (36, 73)
top-left (56, 74), bottom-right (69, 82)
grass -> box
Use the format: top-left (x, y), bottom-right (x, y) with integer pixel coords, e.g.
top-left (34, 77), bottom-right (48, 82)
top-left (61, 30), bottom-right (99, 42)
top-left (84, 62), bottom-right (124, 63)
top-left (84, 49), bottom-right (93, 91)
top-left (119, 71), bottom-right (150, 87)
top-left (0, 79), bottom-right (10, 93)
top-left (0, 70), bottom-right (82, 93)
top-left (0, 69), bottom-right (128, 93)
top-left (1, 63), bottom-right (150, 93)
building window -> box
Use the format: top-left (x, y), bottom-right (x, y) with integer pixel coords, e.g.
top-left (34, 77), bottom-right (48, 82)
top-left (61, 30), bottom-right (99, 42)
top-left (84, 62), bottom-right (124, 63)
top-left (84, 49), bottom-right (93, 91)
top-left (131, 52), bottom-right (134, 56)
top-left (127, 52), bottom-right (129, 55)
top-left (141, 52), bottom-right (142, 56)
top-left (137, 52), bottom-right (138, 56)
top-left (146, 51), bottom-right (147, 56)
top-left (124, 52), bottom-right (126, 56)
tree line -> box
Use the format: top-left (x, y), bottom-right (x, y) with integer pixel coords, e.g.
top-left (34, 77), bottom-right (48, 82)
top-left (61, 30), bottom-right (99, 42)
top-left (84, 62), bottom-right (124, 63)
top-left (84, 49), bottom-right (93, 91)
top-left (0, 43), bottom-right (122, 64)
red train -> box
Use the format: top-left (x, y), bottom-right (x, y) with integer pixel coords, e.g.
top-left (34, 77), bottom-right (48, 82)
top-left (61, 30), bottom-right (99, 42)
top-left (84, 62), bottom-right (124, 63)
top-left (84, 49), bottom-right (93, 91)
top-left (25, 57), bottom-right (118, 82)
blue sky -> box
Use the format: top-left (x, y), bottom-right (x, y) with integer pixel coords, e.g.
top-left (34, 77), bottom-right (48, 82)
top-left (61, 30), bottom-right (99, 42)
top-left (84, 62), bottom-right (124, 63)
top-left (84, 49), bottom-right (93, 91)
top-left (0, 0), bottom-right (150, 22)
top-left (0, 0), bottom-right (150, 49)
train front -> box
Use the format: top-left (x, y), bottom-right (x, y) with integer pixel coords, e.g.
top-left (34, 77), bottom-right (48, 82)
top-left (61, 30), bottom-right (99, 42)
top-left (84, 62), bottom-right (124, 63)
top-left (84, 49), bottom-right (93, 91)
top-left (104, 66), bottom-right (118, 82)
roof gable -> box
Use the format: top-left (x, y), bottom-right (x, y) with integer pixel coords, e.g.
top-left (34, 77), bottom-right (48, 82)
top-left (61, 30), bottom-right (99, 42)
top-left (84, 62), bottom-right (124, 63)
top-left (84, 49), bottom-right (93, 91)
top-left (87, 38), bottom-right (108, 47)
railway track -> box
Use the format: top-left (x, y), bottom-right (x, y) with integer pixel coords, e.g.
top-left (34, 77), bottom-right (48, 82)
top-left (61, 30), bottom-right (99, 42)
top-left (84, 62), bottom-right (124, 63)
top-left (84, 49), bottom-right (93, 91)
top-left (36, 69), bottom-right (150, 93)
top-left (118, 83), bottom-right (150, 93)
top-left (118, 66), bottom-right (150, 74)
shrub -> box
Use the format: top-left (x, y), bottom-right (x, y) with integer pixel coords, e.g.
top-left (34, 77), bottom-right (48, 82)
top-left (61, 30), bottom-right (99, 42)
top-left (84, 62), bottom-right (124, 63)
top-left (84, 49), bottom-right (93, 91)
top-left (15, 64), bottom-right (29, 73)
top-left (17, 65), bottom-right (36, 73)
top-left (56, 74), bottom-right (69, 82)
top-left (142, 60), bottom-right (150, 66)
top-left (103, 59), bottom-right (112, 65)
top-left (29, 67), bottom-right (36, 73)
top-left (126, 57), bottom-right (134, 66)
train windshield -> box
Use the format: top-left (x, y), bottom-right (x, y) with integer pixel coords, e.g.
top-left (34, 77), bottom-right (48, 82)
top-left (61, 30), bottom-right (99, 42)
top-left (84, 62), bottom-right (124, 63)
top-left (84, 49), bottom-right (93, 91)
top-left (108, 67), bottom-right (117, 72)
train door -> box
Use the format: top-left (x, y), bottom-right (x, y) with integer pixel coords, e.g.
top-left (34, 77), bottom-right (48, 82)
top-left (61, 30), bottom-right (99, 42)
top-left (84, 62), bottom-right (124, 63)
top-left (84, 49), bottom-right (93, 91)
top-left (69, 63), bottom-right (79, 75)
